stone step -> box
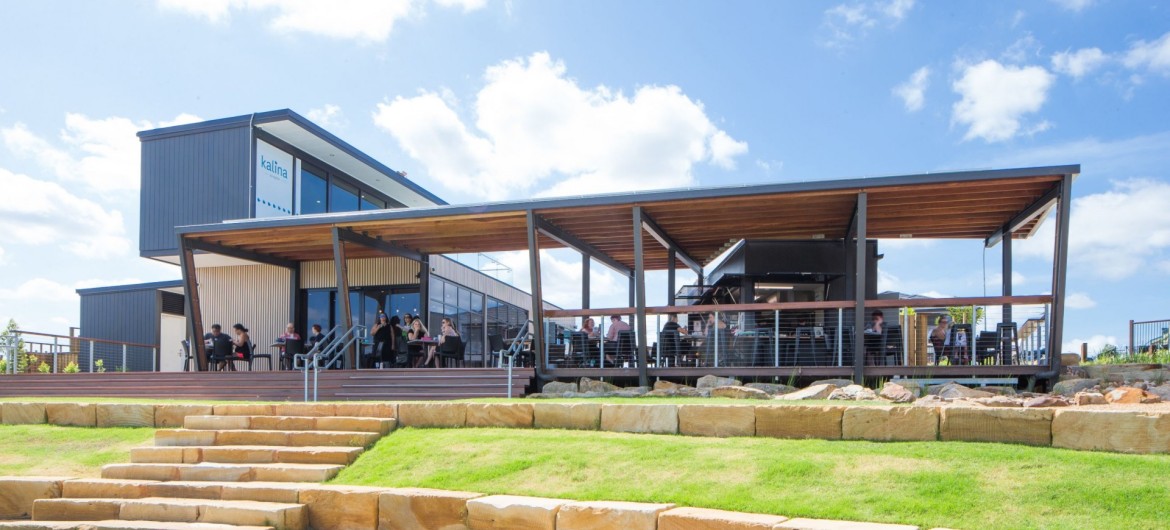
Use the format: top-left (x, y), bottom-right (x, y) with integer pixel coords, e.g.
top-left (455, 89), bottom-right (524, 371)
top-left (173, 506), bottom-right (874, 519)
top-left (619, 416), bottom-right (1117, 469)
top-left (182, 416), bottom-right (395, 435)
top-left (131, 446), bottom-right (364, 466)
top-left (61, 479), bottom-right (307, 504)
top-left (32, 497), bottom-right (304, 530)
top-left (101, 463), bottom-right (343, 483)
top-left (0, 521), bottom-right (275, 530)
top-left (155, 429), bottom-right (381, 448)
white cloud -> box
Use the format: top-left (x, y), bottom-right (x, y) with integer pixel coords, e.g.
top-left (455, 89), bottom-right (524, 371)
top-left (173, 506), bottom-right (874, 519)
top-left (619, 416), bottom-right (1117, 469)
top-left (1065, 292), bottom-right (1096, 309)
top-left (1020, 179), bottom-right (1170, 280)
top-left (0, 245), bottom-right (7, 265)
top-left (893, 66), bottom-right (930, 112)
top-left (984, 271), bottom-right (1028, 289)
top-left (1064, 334), bottom-right (1117, 357)
top-left (1051, 48), bottom-right (1109, 79)
top-left (2, 113), bottom-right (199, 193)
top-left (755, 159), bottom-right (783, 175)
top-left (951, 59), bottom-right (1055, 142)
top-left (821, 0), bottom-right (913, 48)
top-left (306, 104), bottom-right (346, 129)
top-left (882, 0), bottom-right (915, 20)
top-left (373, 52), bottom-right (747, 200)
top-left (0, 168), bottom-right (130, 259)
top-left (0, 278), bottom-right (78, 303)
top-left (158, 0), bottom-right (486, 43)
top-left (1002, 34), bottom-right (1043, 64)
top-left (1050, 0), bottom-right (1094, 12)
top-left (1123, 31), bottom-right (1170, 77)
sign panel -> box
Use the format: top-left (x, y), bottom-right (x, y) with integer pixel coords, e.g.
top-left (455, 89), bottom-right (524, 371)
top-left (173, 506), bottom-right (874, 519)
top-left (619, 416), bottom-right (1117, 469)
top-left (255, 139), bottom-right (294, 218)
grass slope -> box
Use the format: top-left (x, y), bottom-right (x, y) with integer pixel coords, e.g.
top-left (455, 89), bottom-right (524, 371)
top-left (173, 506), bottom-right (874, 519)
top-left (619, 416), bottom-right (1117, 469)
top-left (334, 428), bottom-right (1170, 530)
top-left (0, 425), bottom-right (155, 477)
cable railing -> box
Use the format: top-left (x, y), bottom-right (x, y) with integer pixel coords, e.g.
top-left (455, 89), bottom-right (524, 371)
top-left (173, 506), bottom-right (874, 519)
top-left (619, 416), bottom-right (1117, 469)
top-left (1129, 319), bottom-right (1170, 357)
top-left (0, 330), bottom-right (158, 374)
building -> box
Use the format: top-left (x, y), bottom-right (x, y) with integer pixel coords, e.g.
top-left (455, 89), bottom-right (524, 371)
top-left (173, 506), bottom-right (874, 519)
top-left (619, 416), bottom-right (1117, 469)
top-left (78, 110), bottom-right (544, 372)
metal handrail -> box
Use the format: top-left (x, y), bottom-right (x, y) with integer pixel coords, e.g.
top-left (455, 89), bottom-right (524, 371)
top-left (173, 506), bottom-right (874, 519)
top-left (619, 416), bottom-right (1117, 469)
top-left (294, 324), bottom-right (366, 402)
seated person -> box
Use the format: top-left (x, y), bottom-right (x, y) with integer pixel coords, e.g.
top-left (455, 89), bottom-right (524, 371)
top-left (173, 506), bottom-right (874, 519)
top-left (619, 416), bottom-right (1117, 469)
top-left (580, 317), bottom-right (599, 339)
top-left (204, 323), bottom-right (233, 370)
top-left (277, 322), bottom-right (301, 370)
top-left (866, 310), bottom-right (884, 334)
top-left (306, 324), bottom-right (326, 350)
top-left (662, 314), bottom-right (689, 336)
top-left (408, 318), bottom-right (432, 368)
top-left (604, 315), bottom-right (632, 365)
top-left (930, 316), bottom-right (950, 364)
top-left (434, 317), bottom-right (461, 367)
top-left (231, 324), bottom-right (251, 365)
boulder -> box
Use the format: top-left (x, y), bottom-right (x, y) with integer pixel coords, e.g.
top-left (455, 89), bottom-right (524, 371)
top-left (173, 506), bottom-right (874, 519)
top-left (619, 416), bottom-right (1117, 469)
top-left (935, 383), bottom-right (994, 400)
top-left (379, 487), bottom-right (483, 530)
top-left (810, 379), bottom-right (854, 388)
top-left (677, 405), bottom-right (756, 437)
top-left (755, 405), bottom-right (844, 440)
top-left (466, 494), bottom-right (567, 530)
top-left (879, 383), bottom-right (915, 403)
top-left (649, 381), bottom-right (704, 397)
top-left (466, 403), bottom-right (534, 428)
top-left (894, 381), bottom-right (923, 397)
top-left (654, 380), bottom-right (688, 391)
top-left (828, 385), bottom-right (877, 401)
top-left (600, 404), bottom-right (678, 434)
top-left (579, 377), bottom-right (621, 394)
top-left (981, 386), bottom-right (1018, 396)
top-left (1061, 353), bottom-right (1082, 366)
top-left (778, 384), bottom-right (836, 401)
top-left (614, 386), bottom-right (650, 397)
top-left (1147, 384), bottom-right (1170, 401)
top-left (968, 396), bottom-right (1021, 408)
top-left (710, 386), bottom-right (771, 400)
top-left (1074, 391), bottom-right (1107, 405)
top-left (696, 375), bottom-right (741, 389)
top-left (1023, 395), bottom-right (1070, 408)
top-left (542, 381), bottom-right (577, 395)
top-left (842, 406), bottom-right (939, 442)
top-left (1052, 378), bottom-right (1102, 396)
top-left (912, 395), bottom-right (946, 407)
top-left (940, 407), bottom-right (1053, 446)
top-left (744, 383), bottom-right (797, 395)
top-left (1105, 386), bottom-right (1153, 404)
top-left (533, 403), bottom-right (601, 430)
top-left (1052, 409), bottom-right (1170, 453)
top-left (556, 500), bottom-right (675, 530)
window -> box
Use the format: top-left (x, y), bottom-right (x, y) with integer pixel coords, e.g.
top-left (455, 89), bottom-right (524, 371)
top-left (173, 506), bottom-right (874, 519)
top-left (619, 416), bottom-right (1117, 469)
top-left (329, 181), bottom-right (359, 212)
top-left (299, 167), bottom-right (328, 215)
top-left (361, 193), bottom-right (386, 211)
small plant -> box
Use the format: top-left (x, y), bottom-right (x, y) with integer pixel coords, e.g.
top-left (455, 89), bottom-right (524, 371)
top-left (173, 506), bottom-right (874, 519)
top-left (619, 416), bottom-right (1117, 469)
top-left (63, 361), bottom-right (80, 373)
top-left (37, 361), bottom-right (51, 373)
top-left (0, 358), bottom-right (6, 372)
top-left (94, 359), bottom-right (106, 373)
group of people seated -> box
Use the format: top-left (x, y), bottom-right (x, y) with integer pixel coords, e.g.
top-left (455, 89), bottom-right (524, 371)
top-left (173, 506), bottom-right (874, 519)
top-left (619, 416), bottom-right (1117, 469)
top-left (366, 313), bottom-right (461, 369)
top-left (203, 323), bottom-right (253, 371)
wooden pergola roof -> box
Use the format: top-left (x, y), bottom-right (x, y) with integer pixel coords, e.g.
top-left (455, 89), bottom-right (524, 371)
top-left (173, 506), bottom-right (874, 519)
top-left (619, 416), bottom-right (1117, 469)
top-left (178, 165), bottom-right (1078, 271)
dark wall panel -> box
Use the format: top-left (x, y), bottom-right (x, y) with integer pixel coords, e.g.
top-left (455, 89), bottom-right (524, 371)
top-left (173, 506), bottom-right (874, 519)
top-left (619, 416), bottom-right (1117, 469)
top-left (79, 289), bottom-right (159, 371)
top-left (140, 126), bottom-right (251, 254)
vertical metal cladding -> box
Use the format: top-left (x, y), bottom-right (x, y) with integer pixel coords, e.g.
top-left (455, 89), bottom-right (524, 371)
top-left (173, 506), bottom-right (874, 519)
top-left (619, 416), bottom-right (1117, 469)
top-left (78, 289), bottom-right (160, 371)
top-left (300, 256), bottom-right (420, 288)
top-left (197, 264), bottom-right (291, 370)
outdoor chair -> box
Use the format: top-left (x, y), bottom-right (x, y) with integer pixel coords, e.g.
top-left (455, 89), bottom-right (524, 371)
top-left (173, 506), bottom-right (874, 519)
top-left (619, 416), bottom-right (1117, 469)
top-left (881, 324), bottom-right (903, 365)
top-left (232, 341), bottom-right (260, 371)
top-left (180, 339), bottom-right (193, 372)
top-left (392, 337), bottom-right (411, 368)
top-left (614, 330), bottom-right (637, 367)
top-left (281, 338), bottom-right (304, 371)
top-left (438, 336), bottom-right (465, 367)
top-left (794, 327), bottom-right (818, 366)
top-left (996, 323), bottom-right (1018, 365)
top-left (251, 341), bottom-right (274, 371)
top-left (657, 330), bottom-right (682, 367)
top-left (209, 338), bottom-right (235, 371)
top-left (486, 334), bottom-right (504, 367)
top-left (569, 331), bottom-right (594, 367)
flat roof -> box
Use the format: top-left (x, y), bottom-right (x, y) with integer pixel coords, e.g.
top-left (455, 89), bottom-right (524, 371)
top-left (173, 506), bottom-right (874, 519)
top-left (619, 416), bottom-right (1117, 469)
top-left (76, 279), bottom-right (184, 296)
top-left (177, 164), bottom-right (1078, 271)
top-left (137, 109), bottom-right (447, 207)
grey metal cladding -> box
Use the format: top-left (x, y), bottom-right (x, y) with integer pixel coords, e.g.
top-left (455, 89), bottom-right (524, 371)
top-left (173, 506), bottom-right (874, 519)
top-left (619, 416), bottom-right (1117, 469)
top-left (140, 125), bottom-right (251, 255)
top-left (79, 288), bottom-right (159, 346)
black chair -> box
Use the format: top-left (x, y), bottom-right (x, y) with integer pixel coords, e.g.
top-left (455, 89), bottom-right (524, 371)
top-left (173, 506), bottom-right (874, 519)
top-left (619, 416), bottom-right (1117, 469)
top-left (209, 338), bottom-right (235, 371)
top-left (233, 341), bottom-right (259, 371)
top-left (996, 323), bottom-right (1018, 365)
top-left (438, 336), bottom-right (465, 368)
top-left (614, 330), bottom-right (637, 367)
top-left (282, 339), bottom-right (304, 371)
top-left (950, 324), bottom-right (973, 365)
top-left (251, 341), bottom-right (274, 371)
top-left (486, 334), bottom-right (504, 367)
top-left (745, 329), bottom-right (773, 367)
top-left (569, 332), bottom-right (594, 367)
top-left (794, 327), bottom-right (817, 366)
top-left (657, 330), bottom-right (682, 367)
top-left (881, 324), bottom-right (903, 366)
top-left (181, 340), bottom-right (193, 372)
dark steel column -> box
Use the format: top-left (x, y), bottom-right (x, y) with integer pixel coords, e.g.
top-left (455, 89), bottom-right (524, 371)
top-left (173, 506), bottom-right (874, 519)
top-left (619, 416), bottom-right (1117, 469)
top-left (289, 264), bottom-right (300, 327)
top-left (632, 206), bottom-right (650, 387)
top-left (178, 238), bottom-right (207, 371)
top-left (419, 254), bottom-right (430, 327)
top-left (1049, 175), bottom-right (1073, 374)
top-left (628, 275), bottom-right (635, 309)
top-left (853, 192), bottom-right (868, 384)
top-left (525, 211), bottom-right (545, 370)
top-left (581, 255), bottom-right (590, 310)
top-left (331, 227), bottom-right (354, 369)
top-left (667, 249), bottom-right (676, 306)
top-left (1002, 230), bottom-right (1013, 324)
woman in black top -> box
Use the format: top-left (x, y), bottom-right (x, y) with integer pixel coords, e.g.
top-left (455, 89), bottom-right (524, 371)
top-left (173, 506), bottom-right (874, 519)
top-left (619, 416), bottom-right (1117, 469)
top-left (371, 314), bottom-right (395, 368)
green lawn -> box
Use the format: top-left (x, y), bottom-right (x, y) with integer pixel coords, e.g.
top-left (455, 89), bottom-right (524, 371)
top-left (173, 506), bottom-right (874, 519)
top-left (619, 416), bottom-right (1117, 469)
top-left (0, 424), bottom-right (155, 477)
top-left (333, 427), bottom-right (1170, 530)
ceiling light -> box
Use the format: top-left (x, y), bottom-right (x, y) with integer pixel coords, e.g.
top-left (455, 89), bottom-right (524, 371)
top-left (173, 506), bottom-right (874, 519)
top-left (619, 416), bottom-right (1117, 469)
top-left (756, 283), bottom-right (795, 290)
top-left (899, 234), bottom-right (913, 238)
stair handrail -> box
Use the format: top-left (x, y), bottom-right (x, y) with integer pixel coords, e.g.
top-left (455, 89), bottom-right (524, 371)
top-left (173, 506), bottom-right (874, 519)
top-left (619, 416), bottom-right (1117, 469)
top-left (295, 324), bottom-right (366, 402)
top-left (500, 320), bottom-right (533, 398)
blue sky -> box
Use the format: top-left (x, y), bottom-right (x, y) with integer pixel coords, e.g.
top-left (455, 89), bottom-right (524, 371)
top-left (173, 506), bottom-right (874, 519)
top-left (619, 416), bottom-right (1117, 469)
top-left (0, 0), bottom-right (1168, 354)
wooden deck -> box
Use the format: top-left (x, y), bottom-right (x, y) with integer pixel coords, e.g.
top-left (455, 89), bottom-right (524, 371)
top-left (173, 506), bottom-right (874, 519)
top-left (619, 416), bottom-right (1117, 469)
top-left (0, 368), bottom-right (535, 401)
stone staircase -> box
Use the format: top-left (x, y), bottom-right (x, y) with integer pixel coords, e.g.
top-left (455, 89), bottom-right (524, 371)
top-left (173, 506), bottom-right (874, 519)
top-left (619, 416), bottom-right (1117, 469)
top-left (1, 411), bottom-right (396, 530)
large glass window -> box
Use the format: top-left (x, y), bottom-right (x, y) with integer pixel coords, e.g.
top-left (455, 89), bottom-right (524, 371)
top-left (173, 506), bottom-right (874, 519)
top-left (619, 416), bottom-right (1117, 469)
top-left (299, 167), bottom-right (328, 215)
top-left (329, 181), bottom-right (360, 212)
top-left (361, 193), bottom-right (386, 211)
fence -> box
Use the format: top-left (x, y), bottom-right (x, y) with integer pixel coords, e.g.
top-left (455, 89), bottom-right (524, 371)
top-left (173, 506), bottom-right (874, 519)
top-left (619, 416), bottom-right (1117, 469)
top-left (1129, 319), bottom-right (1170, 355)
top-left (0, 330), bottom-right (158, 374)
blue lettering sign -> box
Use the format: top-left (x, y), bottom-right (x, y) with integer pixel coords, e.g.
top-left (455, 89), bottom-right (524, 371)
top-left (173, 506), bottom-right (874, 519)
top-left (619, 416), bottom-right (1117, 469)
top-left (260, 155), bottom-right (289, 180)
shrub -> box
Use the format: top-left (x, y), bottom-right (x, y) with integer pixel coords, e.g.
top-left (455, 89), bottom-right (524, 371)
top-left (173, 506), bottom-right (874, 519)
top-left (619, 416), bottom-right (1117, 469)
top-left (0, 358), bottom-right (6, 372)
top-left (94, 359), bottom-right (106, 373)
top-left (37, 361), bottom-right (51, 373)
top-left (63, 361), bottom-right (80, 373)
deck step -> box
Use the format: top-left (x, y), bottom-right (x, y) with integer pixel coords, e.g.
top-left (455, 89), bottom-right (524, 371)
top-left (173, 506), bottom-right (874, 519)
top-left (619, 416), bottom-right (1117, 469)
top-left (182, 416), bottom-right (395, 435)
top-left (0, 521), bottom-right (274, 530)
top-left (32, 497), bottom-right (303, 530)
top-left (131, 446), bottom-right (364, 466)
top-left (101, 463), bottom-right (343, 483)
top-left (155, 429), bottom-right (380, 448)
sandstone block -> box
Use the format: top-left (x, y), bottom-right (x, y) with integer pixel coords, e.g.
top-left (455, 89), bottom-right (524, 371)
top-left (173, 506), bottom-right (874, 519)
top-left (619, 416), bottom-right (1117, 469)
top-left (154, 404), bottom-right (213, 428)
top-left (213, 404), bottom-right (277, 416)
top-left (120, 498), bottom-right (200, 523)
top-left (658, 507), bottom-right (788, 530)
top-left (2, 402), bottom-right (47, 425)
top-left (556, 500), bottom-right (674, 530)
top-left (334, 402), bottom-right (398, 419)
top-left (274, 403), bottom-right (337, 417)
top-left (185, 415), bottom-right (251, 430)
top-left (398, 403), bottom-right (468, 428)
top-left (0, 477), bottom-right (68, 518)
top-left (96, 403), bottom-right (154, 428)
top-left (62, 478), bottom-right (156, 499)
top-left (316, 416), bottom-right (396, 434)
top-left (467, 495), bottom-right (567, 530)
top-left (1052, 409), bottom-right (1170, 453)
top-left (250, 416), bottom-right (317, 431)
top-left (533, 403), bottom-right (601, 430)
top-left (197, 499), bottom-right (306, 530)
top-left (600, 404), bottom-right (678, 434)
top-left (32, 498), bottom-right (120, 521)
top-left (378, 487), bottom-right (483, 530)
top-left (755, 405), bottom-right (844, 440)
top-left (300, 485), bottom-right (386, 530)
top-left (250, 463), bottom-right (342, 482)
top-left (149, 481), bottom-right (225, 500)
top-left (466, 403), bottom-right (534, 428)
top-left (101, 464), bottom-right (180, 482)
top-left (154, 429), bottom-right (217, 447)
top-left (45, 403), bottom-right (96, 427)
top-left (130, 447), bottom-right (203, 464)
top-left (940, 407), bottom-right (1052, 446)
top-left (776, 518), bottom-right (919, 530)
top-left (219, 482), bottom-right (306, 503)
top-left (286, 430), bottom-right (380, 447)
top-left (842, 406), bottom-right (938, 442)
top-left (678, 405), bottom-right (755, 437)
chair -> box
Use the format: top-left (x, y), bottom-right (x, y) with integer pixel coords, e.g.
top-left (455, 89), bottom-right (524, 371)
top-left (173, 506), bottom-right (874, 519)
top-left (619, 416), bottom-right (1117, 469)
top-left (657, 330), bottom-right (682, 367)
top-left (614, 330), bottom-right (637, 367)
top-left (486, 334), bottom-right (504, 367)
top-left (181, 340), bottom-right (193, 372)
top-left (569, 332), bottom-right (594, 367)
top-left (251, 341), bottom-right (274, 371)
top-left (391, 337), bottom-right (411, 368)
top-left (949, 324), bottom-right (973, 365)
top-left (746, 330), bottom-right (773, 367)
top-left (232, 341), bottom-right (260, 371)
top-left (209, 338), bottom-right (235, 371)
top-left (881, 324), bottom-right (903, 366)
top-left (438, 336), bottom-right (465, 368)
top-left (996, 323), bottom-right (1018, 365)
top-left (794, 327), bottom-right (817, 366)
top-left (282, 339), bottom-right (304, 371)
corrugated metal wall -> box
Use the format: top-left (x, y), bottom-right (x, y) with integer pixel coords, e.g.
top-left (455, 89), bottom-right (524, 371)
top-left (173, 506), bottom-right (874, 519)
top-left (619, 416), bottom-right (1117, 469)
top-left (140, 126), bottom-right (251, 254)
top-left (432, 256), bottom-right (538, 310)
top-left (198, 264), bottom-right (291, 367)
top-left (78, 289), bottom-right (159, 371)
top-left (300, 256), bottom-right (420, 288)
